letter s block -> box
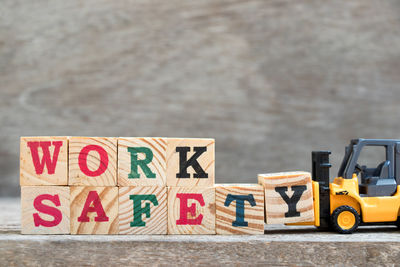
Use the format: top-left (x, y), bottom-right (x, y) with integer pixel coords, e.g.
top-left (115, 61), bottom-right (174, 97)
top-left (258, 171), bottom-right (314, 224)
top-left (118, 138), bottom-right (167, 186)
top-left (20, 137), bottom-right (68, 185)
top-left (215, 184), bottom-right (264, 235)
top-left (168, 187), bottom-right (215, 234)
top-left (21, 186), bottom-right (70, 234)
top-left (166, 138), bottom-right (215, 187)
top-left (69, 137), bottom-right (117, 186)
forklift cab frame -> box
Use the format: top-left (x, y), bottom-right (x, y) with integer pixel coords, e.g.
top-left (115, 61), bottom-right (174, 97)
top-left (337, 139), bottom-right (399, 197)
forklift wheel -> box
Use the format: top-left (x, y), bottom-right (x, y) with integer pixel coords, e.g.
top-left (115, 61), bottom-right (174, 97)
top-left (331, 206), bottom-right (360, 234)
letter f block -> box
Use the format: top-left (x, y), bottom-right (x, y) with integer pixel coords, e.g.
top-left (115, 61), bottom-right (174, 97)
top-left (20, 137), bottom-right (68, 185)
top-left (258, 171), bottom-right (314, 224)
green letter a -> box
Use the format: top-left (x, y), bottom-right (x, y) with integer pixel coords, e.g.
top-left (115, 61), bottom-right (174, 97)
top-left (128, 147), bottom-right (156, 179)
top-left (130, 195), bottom-right (159, 227)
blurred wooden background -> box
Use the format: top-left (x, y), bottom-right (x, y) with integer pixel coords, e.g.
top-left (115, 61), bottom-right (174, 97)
top-left (1, 0), bottom-right (400, 196)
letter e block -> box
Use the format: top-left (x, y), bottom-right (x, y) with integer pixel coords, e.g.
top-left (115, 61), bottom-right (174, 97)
top-left (166, 138), bottom-right (215, 187)
top-left (258, 171), bottom-right (314, 224)
top-left (119, 186), bottom-right (167, 234)
top-left (20, 137), bottom-right (68, 185)
top-left (69, 137), bottom-right (117, 186)
top-left (215, 184), bottom-right (264, 235)
top-left (70, 186), bottom-right (118, 234)
top-left (118, 138), bottom-right (167, 186)
top-left (168, 187), bottom-right (215, 234)
top-left (21, 186), bottom-right (70, 234)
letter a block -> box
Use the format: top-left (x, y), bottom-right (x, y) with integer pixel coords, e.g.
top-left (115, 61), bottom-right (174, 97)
top-left (21, 186), bottom-right (70, 234)
top-left (258, 171), bottom-right (314, 224)
top-left (215, 184), bottom-right (264, 235)
top-left (119, 186), bottom-right (167, 234)
top-left (70, 186), bottom-right (118, 234)
top-left (168, 187), bottom-right (215, 234)
top-left (166, 138), bottom-right (215, 187)
top-left (69, 137), bottom-right (117, 186)
top-left (20, 137), bottom-right (68, 185)
top-left (118, 138), bottom-right (167, 186)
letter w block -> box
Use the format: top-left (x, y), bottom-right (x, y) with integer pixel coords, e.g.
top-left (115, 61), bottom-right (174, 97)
top-left (258, 171), bottom-right (314, 224)
top-left (20, 137), bottom-right (68, 185)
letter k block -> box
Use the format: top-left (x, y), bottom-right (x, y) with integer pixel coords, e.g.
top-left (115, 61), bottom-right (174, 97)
top-left (166, 138), bottom-right (215, 187)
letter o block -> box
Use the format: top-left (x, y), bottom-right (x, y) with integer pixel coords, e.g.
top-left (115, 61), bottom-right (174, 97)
top-left (21, 186), bottom-right (70, 234)
top-left (118, 138), bottom-right (167, 186)
top-left (166, 138), bottom-right (215, 187)
top-left (168, 187), bottom-right (215, 234)
top-left (69, 137), bottom-right (117, 186)
top-left (216, 184), bottom-right (264, 235)
top-left (258, 171), bottom-right (314, 224)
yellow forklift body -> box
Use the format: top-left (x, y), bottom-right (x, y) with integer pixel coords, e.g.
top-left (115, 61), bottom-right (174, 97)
top-left (330, 175), bottom-right (400, 223)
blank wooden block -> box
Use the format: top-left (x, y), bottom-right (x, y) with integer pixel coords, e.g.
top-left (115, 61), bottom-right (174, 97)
top-left (166, 138), bottom-right (215, 187)
top-left (168, 187), bottom-right (215, 234)
top-left (119, 186), bottom-right (167, 234)
top-left (118, 137), bottom-right (167, 186)
top-left (70, 186), bottom-right (118, 234)
top-left (69, 137), bottom-right (117, 186)
top-left (20, 136), bottom-right (68, 186)
top-left (21, 186), bottom-right (70, 234)
top-left (258, 171), bottom-right (314, 224)
top-left (215, 184), bottom-right (264, 235)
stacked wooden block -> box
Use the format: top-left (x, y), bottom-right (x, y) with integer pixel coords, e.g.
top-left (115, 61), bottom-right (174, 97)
top-left (20, 136), bottom-right (316, 235)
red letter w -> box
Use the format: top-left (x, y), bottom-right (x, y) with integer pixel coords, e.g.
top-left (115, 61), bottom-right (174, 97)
top-left (27, 141), bottom-right (63, 174)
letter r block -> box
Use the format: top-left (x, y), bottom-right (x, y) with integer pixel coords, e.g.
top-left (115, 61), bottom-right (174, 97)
top-left (20, 136), bottom-right (68, 185)
top-left (215, 184), bottom-right (264, 235)
top-left (119, 186), bottom-right (167, 234)
top-left (167, 187), bottom-right (215, 234)
top-left (166, 138), bottom-right (215, 187)
top-left (118, 138), bottom-right (167, 186)
top-left (258, 171), bottom-right (314, 224)
top-left (70, 186), bottom-right (118, 234)
top-left (21, 186), bottom-right (70, 234)
top-left (69, 137), bottom-right (117, 186)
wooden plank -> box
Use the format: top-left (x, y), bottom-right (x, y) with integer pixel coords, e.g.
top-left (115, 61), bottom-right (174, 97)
top-left (258, 171), bottom-right (314, 224)
top-left (166, 138), bottom-right (215, 187)
top-left (69, 137), bottom-right (117, 186)
top-left (20, 137), bottom-right (68, 186)
top-left (167, 187), bottom-right (215, 234)
top-left (215, 184), bottom-right (264, 234)
top-left (21, 186), bottom-right (70, 234)
top-left (70, 186), bottom-right (118, 234)
top-left (118, 137), bottom-right (167, 186)
top-left (119, 186), bottom-right (167, 234)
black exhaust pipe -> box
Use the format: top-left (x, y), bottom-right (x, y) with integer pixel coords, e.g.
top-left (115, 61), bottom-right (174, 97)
top-left (312, 151), bottom-right (331, 229)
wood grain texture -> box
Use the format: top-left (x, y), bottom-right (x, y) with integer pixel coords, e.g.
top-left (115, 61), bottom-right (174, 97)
top-left (166, 138), bottom-right (215, 187)
top-left (215, 184), bottom-right (264, 235)
top-left (20, 137), bottom-right (68, 186)
top-left (119, 186), bottom-right (167, 235)
top-left (258, 172), bottom-right (314, 224)
top-left (168, 187), bottom-right (215, 234)
top-left (70, 186), bottom-right (118, 234)
top-left (69, 137), bottom-right (117, 186)
top-left (21, 186), bottom-right (70, 234)
top-left (118, 137), bottom-right (167, 186)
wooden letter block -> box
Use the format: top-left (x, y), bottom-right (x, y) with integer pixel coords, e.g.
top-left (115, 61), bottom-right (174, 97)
top-left (69, 137), bottom-right (117, 186)
top-left (166, 138), bottom-right (215, 187)
top-left (21, 186), bottom-right (70, 234)
top-left (119, 186), bottom-right (167, 234)
top-left (70, 186), bottom-right (118, 234)
top-left (215, 184), bottom-right (264, 235)
top-left (168, 187), bottom-right (215, 234)
top-left (258, 171), bottom-right (314, 224)
top-left (118, 137), bottom-right (167, 186)
top-left (20, 136), bottom-right (68, 185)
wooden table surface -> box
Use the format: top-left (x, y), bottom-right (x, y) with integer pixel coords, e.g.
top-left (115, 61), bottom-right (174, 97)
top-left (1, 198), bottom-right (399, 266)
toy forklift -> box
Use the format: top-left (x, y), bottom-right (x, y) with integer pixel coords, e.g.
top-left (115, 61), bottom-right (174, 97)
top-left (310, 139), bottom-right (400, 234)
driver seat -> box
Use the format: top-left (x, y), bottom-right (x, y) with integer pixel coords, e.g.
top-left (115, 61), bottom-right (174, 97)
top-left (359, 161), bottom-right (397, 197)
